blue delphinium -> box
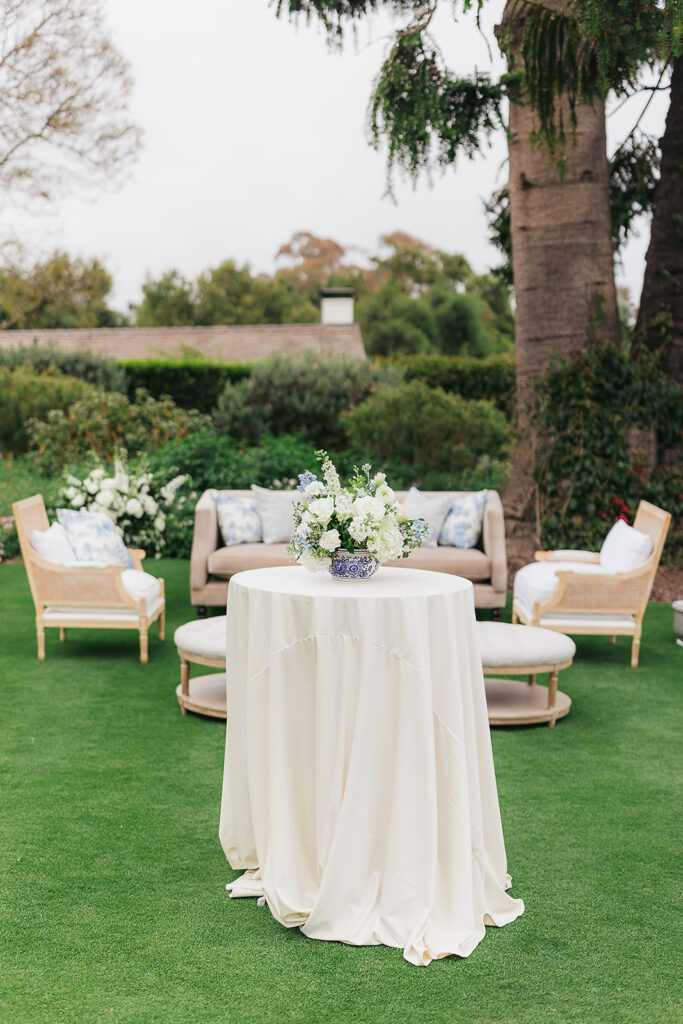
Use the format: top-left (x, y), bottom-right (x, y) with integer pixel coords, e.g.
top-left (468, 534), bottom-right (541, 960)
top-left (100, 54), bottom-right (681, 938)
top-left (297, 471), bottom-right (317, 493)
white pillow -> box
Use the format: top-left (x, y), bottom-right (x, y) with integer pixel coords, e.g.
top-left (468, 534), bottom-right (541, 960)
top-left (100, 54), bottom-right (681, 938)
top-left (57, 508), bottom-right (133, 568)
top-left (401, 488), bottom-right (453, 548)
top-left (30, 522), bottom-right (76, 564)
top-left (250, 486), bottom-right (297, 544)
top-left (211, 491), bottom-right (263, 547)
top-left (439, 491), bottom-right (488, 549)
top-left (599, 519), bottom-right (653, 573)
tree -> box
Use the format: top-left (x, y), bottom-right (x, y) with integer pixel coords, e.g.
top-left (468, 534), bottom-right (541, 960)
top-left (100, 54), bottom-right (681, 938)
top-left (0, 0), bottom-right (140, 208)
top-left (0, 252), bottom-right (124, 329)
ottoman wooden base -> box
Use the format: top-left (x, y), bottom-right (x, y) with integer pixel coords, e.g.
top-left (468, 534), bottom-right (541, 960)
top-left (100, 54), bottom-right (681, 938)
top-left (485, 677), bottom-right (572, 727)
top-left (176, 672), bottom-right (227, 719)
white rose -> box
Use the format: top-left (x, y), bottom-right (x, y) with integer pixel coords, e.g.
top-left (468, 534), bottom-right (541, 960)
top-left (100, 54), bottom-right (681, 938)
top-left (352, 495), bottom-right (386, 521)
top-left (374, 483), bottom-right (395, 505)
top-left (307, 497), bottom-right (334, 526)
top-left (318, 528), bottom-right (341, 552)
top-left (304, 480), bottom-right (326, 498)
top-left (97, 489), bottom-right (115, 508)
top-left (126, 498), bottom-right (143, 518)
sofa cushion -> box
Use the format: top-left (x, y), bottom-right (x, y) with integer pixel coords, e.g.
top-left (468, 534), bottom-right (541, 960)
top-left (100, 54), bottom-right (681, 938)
top-left (385, 545), bottom-right (492, 580)
top-left (400, 488), bottom-right (453, 548)
top-left (211, 491), bottom-right (263, 546)
top-left (439, 491), bottom-right (488, 549)
top-left (208, 543), bottom-right (293, 577)
top-left (250, 486), bottom-right (297, 544)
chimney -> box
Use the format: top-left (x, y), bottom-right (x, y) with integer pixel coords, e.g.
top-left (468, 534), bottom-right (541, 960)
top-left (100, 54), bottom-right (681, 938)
top-left (320, 288), bottom-right (355, 325)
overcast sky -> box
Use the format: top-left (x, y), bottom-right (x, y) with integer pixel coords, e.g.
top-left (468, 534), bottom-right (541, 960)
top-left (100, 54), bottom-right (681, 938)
top-left (15, 0), bottom-right (670, 314)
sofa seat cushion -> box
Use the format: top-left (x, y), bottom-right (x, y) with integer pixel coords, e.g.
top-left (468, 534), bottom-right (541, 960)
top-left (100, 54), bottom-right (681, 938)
top-left (385, 545), bottom-right (492, 580)
top-left (208, 543), bottom-right (292, 577)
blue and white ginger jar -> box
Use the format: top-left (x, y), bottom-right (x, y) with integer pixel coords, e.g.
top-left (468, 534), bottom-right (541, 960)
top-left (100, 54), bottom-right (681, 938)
top-left (328, 549), bottom-right (379, 581)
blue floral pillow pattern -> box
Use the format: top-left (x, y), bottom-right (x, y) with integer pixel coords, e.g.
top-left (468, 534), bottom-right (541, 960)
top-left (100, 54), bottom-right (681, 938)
top-left (57, 508), bottom-right (133, 567)
top-left (211, 492), bottom-right (263, 547)
top-left (439, 491), bottom-right (488, 549)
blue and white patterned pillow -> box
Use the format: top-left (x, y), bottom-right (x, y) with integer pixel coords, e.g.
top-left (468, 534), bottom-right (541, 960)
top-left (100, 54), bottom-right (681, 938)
top-left (57, 508), bottom-right (133, 567)
top-left (211, 492), bottom-right (263, 547)
top-left (438, 491), bottom-right (488, 549)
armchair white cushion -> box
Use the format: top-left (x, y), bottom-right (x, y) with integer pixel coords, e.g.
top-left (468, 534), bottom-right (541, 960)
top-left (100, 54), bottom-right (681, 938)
top-left (599, 519), bottom-right (652, 573)
top-left (30, 523), bottom-right (76, 564)
top-left (514, 561), bottom-right (613, 616)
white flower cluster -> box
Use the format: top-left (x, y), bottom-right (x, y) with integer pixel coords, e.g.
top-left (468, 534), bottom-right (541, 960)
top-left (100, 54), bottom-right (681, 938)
top-left (287, 453), bottom-right (428, 572)
top-left (60, 453), bottom-right (187, 555)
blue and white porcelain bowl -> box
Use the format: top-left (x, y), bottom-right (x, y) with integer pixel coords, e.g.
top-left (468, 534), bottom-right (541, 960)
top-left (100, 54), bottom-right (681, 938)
top-left (328, 549), bottom-right (379, 581)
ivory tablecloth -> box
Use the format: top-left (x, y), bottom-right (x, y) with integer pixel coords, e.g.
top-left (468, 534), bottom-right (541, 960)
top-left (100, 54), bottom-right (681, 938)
top-left (219, 566), bottom-right (523, 965)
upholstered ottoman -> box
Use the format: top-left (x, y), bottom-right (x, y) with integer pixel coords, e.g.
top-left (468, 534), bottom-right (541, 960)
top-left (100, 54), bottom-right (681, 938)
top-left (173, 616), bottom-right (227, 719)
top-left (476, 622), bottom-right (576, 727)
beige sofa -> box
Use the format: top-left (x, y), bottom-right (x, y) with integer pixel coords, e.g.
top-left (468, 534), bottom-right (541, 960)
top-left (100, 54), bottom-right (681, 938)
top-left (190, 489), bottom-right (508, 616)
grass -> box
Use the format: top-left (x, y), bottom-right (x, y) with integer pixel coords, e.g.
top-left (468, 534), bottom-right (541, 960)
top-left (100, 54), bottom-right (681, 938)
top-left (1, 559), bottom-right (681, 1024)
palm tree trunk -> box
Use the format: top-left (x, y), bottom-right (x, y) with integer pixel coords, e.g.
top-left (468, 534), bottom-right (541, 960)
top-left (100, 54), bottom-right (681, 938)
top-left (632, 54), bottom-right (683, 386)
top-left (499, 0), bottom-right (621, 523)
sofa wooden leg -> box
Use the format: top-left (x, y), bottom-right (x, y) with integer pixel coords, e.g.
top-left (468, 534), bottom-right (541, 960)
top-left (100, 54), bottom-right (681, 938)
top-left (59, 627), bottom-right (66, 643)
top-left (37, 625), bottom-right (45, 660)
top-left (609, 634), bottom-right (616, 646)
top-left (196, 606), bottom-right (207, 619)
top-left (158, 609), bottom-right (165, 642)
top-left (631, 636), bottom-right (640, 668)
top-left (491, 608), bottom-right (501, 622)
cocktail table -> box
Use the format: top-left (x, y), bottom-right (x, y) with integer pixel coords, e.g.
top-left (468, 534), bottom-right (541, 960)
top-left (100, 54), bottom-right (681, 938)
top-left (219, 566), bottom-right (524, 965)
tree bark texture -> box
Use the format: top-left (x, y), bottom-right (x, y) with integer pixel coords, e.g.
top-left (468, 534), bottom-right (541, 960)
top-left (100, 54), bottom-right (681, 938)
top-left (499, 0), bottom-right (621, 520)
top-left (632, 54), bottom-right (683, 386)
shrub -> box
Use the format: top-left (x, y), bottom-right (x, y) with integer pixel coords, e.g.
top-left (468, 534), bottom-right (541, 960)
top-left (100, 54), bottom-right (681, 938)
top-left (213, 353), bottom-right (399, 450)
top-left (342, 381), bottom-right (512, 475)
top-left (121, 359), bottom-right (253, 413)
top-left (27, 388), bottom-right (209, 475)
top-left (385, 352), bottom-right (515, 415)
top-left (0, 342), bottom-right (127, 392)
top-left (533, 342), bottom-right (683, 556)
top-left (0, 366), bottom-right (94, 453)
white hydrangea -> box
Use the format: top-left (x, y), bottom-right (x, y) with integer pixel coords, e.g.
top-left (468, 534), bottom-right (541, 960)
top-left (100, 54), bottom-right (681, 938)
top-left (367, 517), bottom-right (404, 562)
top-left (142, 495), bottom-right (158, 516)
top-left (334, 493), bottom-right (353, 521)
top-left (304, 480), bottom-right (326, 498)
top-left (348, 517), bottom-right (368, 544)
top-left (318, 528), bottom-right (341, 552)
top-left (126, 498), bottom-right (143, 518)
top-left (154, 514), bottom-right (166, 531)
top-left (97, 489), bottom-right (116, 509)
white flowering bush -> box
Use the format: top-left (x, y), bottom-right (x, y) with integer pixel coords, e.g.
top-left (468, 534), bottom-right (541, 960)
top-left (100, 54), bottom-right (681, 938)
top-left (59, 452), bottom-right (187, 555)
top-left (287, 451), bottom-right (428, 572)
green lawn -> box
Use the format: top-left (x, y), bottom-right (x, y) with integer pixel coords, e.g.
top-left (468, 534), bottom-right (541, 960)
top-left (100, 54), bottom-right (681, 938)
top-left (2, 560), bottom-right (681, 1024)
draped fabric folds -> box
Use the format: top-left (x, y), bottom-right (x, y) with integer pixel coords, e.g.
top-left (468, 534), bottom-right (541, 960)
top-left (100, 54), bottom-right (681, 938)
top-left (219, 567), bottom-right (523, 965)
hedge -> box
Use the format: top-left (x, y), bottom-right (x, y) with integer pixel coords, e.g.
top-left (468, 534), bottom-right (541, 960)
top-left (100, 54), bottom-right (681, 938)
top-left (383, 353), bottom-right (515, 415)
top-left (120, 359), bottom-right (254, 413)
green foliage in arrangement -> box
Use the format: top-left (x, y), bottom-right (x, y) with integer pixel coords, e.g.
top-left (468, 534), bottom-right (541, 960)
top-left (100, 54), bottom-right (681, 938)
top-left (0, 342), bottom-right (127, 393)
top-left (213, 353), bottom-right (400, 450)
top-left (534, 342), bottom-right (683, 558)
top-left (120, 359), bottom-right (253, 413)
top-left (385, 352), bottom-right (515, 415)
top-left (342, 380), bottom-right (511, 475)
top-left (26, 389), bottom-right (209, 476)
top-left (0, 366), bottom-right (95, 454)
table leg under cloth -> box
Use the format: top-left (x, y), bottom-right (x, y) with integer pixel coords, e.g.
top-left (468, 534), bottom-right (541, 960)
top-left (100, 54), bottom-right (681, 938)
top-left (219, 567), bottom-right (524, 966)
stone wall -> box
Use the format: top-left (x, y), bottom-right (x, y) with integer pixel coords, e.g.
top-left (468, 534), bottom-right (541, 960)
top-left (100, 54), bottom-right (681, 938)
top-left (0, 324), bottom-right (366, 362)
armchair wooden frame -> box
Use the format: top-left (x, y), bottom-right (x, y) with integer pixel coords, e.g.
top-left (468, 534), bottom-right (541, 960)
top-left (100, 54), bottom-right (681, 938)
top-left (13, 494), bottom-right (165, 663)
top-left (512, 501), bottom-right (671, 668)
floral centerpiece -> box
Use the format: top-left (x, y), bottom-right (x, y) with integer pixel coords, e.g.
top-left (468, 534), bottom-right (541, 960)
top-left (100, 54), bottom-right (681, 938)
top-left (287, 451), bottom-right (428, 578)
